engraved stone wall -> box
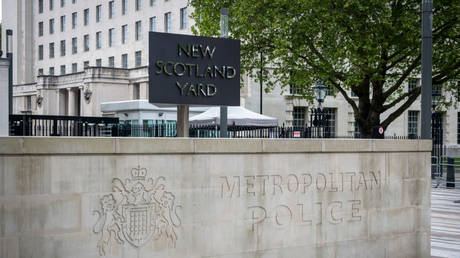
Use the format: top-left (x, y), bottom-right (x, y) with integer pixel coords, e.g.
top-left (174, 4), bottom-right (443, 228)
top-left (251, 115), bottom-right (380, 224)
top-left (0, 138), bottom-right (431, 258)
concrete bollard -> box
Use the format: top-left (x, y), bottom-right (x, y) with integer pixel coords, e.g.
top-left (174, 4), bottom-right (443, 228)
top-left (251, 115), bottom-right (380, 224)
top-left (446, 157), bottom-right (455, 188)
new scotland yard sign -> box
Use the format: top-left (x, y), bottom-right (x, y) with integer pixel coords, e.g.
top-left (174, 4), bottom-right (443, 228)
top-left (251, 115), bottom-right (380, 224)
top-left (148, 32), bottom-right (241, 106)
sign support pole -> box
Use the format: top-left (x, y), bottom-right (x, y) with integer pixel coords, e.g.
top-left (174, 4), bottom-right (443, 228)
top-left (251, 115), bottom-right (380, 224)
top-left (177, 104), bottom-right (189, 137)
top-left (220, 8), bottom-right (229, 138)
top-left (421, 0), bottom-right (432, 139)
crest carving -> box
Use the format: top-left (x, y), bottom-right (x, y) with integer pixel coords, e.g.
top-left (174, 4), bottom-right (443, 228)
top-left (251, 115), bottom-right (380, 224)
top-left (93, 166), bottom-right (181, 256)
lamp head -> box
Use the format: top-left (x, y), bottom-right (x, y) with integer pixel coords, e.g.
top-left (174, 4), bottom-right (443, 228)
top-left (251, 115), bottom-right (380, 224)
top-left (6, 30), bottom-right (13, 54)
top-left (312, 80), bottom-right (328, 104)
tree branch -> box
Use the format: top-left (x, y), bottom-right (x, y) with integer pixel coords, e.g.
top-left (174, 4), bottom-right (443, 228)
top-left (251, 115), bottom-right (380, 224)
top-left (381, 87), bottom-right (421, 129)
top-left (383, 55), bottom-right (421, 99)
top-left (329, 79), bottom-right (359, 114)
top-left (382, 87), bottom-right (421, 112)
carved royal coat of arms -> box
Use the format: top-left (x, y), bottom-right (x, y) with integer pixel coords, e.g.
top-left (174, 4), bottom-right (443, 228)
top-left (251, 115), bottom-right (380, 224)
top-left (93, 166), bottom-right (181, 256)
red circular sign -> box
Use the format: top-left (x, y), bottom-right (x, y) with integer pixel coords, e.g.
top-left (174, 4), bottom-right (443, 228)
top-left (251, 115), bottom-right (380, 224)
top-left (378, 126), bottom-right (384, 135)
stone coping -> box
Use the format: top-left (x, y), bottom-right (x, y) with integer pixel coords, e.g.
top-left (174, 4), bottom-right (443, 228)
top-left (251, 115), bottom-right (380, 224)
top-left (0, 137), bottom-right (432, 154)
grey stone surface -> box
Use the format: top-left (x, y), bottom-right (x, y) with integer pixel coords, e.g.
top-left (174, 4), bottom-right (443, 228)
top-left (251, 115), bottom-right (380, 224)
top-left (0, 138), bottom-right (431, 257)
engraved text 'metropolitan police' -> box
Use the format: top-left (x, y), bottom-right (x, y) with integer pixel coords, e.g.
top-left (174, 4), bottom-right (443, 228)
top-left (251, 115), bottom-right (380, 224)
top-left (93, 166), bottom-right (181, 256)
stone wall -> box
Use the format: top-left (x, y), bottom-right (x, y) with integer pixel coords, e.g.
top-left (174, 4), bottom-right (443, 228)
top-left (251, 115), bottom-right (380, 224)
top-left (0, 138), bottom-right (431, 258)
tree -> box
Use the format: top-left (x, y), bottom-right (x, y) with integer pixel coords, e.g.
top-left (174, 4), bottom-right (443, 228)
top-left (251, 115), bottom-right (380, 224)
top-left (190, 0), bottom-right (459, 137)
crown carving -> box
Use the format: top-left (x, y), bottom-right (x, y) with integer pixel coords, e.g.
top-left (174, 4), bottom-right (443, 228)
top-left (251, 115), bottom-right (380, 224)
top-left (131, 166), bottom-right (147, 181)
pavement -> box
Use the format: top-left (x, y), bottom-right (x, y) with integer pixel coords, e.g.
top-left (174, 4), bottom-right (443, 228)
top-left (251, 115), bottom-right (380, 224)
top-left (431, 188), bottom-right (460, 258)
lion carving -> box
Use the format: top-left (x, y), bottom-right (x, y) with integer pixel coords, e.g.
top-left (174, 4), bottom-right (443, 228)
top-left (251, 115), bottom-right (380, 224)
top-left (92, 194), bottom-right (124, 256)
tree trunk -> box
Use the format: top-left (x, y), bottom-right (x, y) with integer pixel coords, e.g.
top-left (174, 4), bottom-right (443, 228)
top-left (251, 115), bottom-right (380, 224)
top-left (356, 101), bottom-right (381, 138)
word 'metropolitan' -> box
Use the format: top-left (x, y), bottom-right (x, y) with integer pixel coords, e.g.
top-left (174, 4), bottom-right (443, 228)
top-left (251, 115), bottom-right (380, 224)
top-left (154, 44), bottom-right (237, 97)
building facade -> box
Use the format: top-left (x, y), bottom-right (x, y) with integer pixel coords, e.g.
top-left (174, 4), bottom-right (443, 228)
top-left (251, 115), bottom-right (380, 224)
top-left (2, 0), bottom-right (459, 148)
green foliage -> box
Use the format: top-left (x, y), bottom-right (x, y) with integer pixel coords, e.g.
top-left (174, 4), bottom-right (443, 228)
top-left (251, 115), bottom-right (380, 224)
top-left (190, 0), bottom-right (459, 137)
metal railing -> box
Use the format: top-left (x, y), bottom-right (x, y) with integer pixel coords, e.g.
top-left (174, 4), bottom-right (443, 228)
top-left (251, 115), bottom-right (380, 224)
top-left (432, 156), bottom-right (460, 189)
top-left (9, 114), bottom-right (119, 137)
top-left (9, 115), bottom-right (424, 140)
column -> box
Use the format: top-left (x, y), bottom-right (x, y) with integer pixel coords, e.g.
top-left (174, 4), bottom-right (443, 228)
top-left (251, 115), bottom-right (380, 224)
top-left (68, 88), bottom-right (76, 116)
top-left (0, 59), bottom-right (10, 136)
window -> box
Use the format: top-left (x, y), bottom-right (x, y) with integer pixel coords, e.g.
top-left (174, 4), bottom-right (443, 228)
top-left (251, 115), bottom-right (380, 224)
top-left (122, 0), bottom-right (127, 15)
top-left (108, 28), bottom-right (114, 47)
top-left (109, 1), bottom-right (114, 19)
top-left (293, 107), bottom-right (306, 128)
top-left (96, 59), bottom-right (102, 67)
top-left (164, 12), bottom-right (171, 32)
top-left (408, 79), bottom-right (418, 92)
top-left (72, 63), bottom-right (77, 73)
top-left (39, 0), bottom-right (44, 13)
top-left (180, 7), bottom-right (187, 29)
top-left (72, 0), bottom-right (76, 3)
top-left (432, 84), bottom-right (442, 108)
top-left (323, 108), bottom-right (336, 137)
top-left (60, 0), bottom-right (65, 7)
top-left (60, 15), bottom-right (65, 32)
top-left (38, 69), bottom-right (44, 76)
top-left (49, 43), bottom-right (55, 58)
top-left (135, 51), bottom-right (142, 67)
top-left (60, 40), bottom-right (66, 56)
top-left (84, 34), bottom-right (89, 51)
top-left (122, 25), bottom-right (128, 44)
top-left (38, 22), bottom-right (44, 37)
top-left (149, 17), bottom-right (156, 31)
top-left (38, 45), bottom-right (44, 60)
top-left (133, 83), bottom-right (140, 99)
top-left (289, 85), bottom-right (302, 95)
top-left (458, 113), bottom-right (460, 144)
top-left (25, 96), bottom-right (32, 111)
top-left (150, 0), bottom-right (155, 6)
top-left (96, 32), bottom-right (102, 49)
top-left (408, 111), bottom-right (419, 137)
top-left (72, 12), bottom-right (77, 29)
top-left (96, 5), bottom-right (102, 22)
top-left (49, 18), bottom-right (55, 34)
top-left (83, 61), bottom-right (89, 68)
top-left (135, 21), bottom-right (142, 40)
top-left (60, 65), bottom-right (66, 75)
top-left (135, 0), bottom-right (141, 11)
top-left (49, 0), bottom-right (54, 10)
top-left (354, 121), bottom-right (360, 138)
top-left (84, 9), bottom-right (89, 25)
top-left (49, 67), bottom-right (55, 76)
top-left (72, 37), bottom-right (77, 54)
top-left (122, 54), bottom-right (128, 68)
top-left (108, 56), bottom-right (115, 68)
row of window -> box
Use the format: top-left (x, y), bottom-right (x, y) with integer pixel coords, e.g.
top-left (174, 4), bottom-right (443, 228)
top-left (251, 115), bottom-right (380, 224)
top-left (38, 0), bottom-right (77, 13)
top-left (38, 17), bottom-right (165, 60)
top-left (38, 51), bottom-right (142, 76)
top-left (38, 3), bottom-right (187, 35)
top-left (39, 0), bottom-right (163, 14)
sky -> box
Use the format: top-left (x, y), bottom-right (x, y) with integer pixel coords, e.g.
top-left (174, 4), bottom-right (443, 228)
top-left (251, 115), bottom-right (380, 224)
top-left (0, 0), bottom-right (2, 22)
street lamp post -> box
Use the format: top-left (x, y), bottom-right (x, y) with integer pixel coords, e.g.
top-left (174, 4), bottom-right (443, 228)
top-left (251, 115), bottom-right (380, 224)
top-left (219, 8), bottom-right (229, 138)
top-left (6, 30), bottom-right (13, 116)
top-left (311, 80), bottom-right (329, 138)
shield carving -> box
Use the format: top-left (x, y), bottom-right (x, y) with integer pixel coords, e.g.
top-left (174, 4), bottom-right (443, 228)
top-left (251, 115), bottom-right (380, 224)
top-left (121, 204), bottom-right (156, 247)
